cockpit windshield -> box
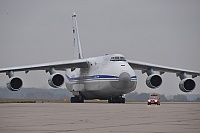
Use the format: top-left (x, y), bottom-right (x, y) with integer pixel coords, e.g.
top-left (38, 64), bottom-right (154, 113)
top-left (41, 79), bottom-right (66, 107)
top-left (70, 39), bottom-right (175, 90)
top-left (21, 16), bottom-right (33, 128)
top-left (110, 56), bottom-right (126, 61)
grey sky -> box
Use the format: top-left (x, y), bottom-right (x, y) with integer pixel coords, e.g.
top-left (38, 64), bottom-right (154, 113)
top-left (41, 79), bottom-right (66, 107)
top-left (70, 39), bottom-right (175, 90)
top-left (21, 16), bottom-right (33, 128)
top-left (0, 0), bottom-right (200, 95)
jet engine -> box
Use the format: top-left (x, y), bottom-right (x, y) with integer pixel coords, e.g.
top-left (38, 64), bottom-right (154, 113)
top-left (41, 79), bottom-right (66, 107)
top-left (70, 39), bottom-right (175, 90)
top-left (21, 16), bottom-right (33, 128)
top-left (7, 77), bottom-right (23, 91)
top-left (48, 73), bottom-right (64, 88)
top-left (179, 78), bottom-right (195, 92)
top-left (146, 74), bottom-right (162, 88)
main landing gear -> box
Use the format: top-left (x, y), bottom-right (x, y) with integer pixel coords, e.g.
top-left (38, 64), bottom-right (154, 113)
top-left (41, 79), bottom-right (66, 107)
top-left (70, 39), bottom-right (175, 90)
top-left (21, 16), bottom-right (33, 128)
top-left (70, 96), bottom-right (84, 103)
top-left (108, 96), bottom-right (125, 103)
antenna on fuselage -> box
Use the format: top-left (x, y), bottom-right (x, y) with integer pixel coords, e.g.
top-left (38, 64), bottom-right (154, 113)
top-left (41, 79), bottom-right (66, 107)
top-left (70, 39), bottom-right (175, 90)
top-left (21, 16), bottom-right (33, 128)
top-left (72, 12), bottom-right (83, 59)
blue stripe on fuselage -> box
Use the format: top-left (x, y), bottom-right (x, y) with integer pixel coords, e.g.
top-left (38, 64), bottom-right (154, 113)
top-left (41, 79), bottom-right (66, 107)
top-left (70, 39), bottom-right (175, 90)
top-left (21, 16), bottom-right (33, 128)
top-left (66, 75), bottom-right (137, 82)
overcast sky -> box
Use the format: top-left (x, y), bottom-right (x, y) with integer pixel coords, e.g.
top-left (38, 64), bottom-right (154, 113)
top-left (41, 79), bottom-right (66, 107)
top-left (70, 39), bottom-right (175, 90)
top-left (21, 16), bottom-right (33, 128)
top-left (0, 0), bottom-right (200, 95)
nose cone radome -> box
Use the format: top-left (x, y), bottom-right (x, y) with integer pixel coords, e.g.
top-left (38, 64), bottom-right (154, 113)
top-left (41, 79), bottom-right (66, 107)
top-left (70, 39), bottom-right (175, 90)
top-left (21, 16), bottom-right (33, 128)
top-left (110, 72), bottom-right (134, 90)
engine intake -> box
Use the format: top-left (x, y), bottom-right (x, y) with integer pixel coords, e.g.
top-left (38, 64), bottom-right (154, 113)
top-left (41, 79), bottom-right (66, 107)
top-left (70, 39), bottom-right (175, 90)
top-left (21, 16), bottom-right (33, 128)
top-left (146, 74), bottom-right (162, 88)
top-left (48, 73), bottom-right (64, 88)
top-left (7, 77), bottom-right (23, 91)
top-left (179, 78), bottom-right (195, 92)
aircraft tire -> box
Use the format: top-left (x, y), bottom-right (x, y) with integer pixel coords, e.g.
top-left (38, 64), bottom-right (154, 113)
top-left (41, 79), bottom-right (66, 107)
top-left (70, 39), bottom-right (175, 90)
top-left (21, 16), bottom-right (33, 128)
top-left (121, 98), bottom-right (125, 103)
top-left (71, 96), bottom-right (84, 103)
top-left (108, 97), bottom-right (125, 103)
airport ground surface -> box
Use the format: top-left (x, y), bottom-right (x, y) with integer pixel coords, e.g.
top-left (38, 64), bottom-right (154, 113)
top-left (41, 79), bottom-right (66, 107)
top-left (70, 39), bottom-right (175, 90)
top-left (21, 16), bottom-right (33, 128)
top-left (0, 102), bottom-right (200, 133)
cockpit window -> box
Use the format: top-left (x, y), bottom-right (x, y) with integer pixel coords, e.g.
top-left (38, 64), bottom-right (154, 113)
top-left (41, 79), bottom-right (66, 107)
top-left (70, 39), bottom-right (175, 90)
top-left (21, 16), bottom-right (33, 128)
top-left (115, 57), bottom-right (120, 61)
top-left (110, 57), bottom-right (115, 61)
top-left (110, 56), bottom-right (126, 61)
top-left (120, 57), bottom-right (126, 61)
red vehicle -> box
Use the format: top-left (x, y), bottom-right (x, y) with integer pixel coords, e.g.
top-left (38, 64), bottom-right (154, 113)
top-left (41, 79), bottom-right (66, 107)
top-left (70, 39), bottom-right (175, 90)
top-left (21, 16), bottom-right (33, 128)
top-left (147, 94), bottom-right (160, 105)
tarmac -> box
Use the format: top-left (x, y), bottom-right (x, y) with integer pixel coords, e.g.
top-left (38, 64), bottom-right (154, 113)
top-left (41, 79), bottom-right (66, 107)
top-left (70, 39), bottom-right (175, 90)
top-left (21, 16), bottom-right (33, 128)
top-left (0, 102), bottom-right (200, 133)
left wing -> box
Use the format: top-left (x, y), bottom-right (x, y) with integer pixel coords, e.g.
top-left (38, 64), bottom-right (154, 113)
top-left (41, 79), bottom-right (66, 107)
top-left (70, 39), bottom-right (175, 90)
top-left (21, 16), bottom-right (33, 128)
top-left (128, 60), bottom-right (200, 92)
top-left (128, 60), bottom-right (200, 78)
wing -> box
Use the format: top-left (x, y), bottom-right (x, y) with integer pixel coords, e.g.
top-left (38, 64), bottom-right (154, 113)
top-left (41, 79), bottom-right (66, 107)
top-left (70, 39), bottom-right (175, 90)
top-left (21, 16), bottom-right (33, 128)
top-left (0, 58), bottom-right (88, 74)
top-left (0, 59), bottom-right (88, 91)
top-left (127, 60), bottom-right (200, 78)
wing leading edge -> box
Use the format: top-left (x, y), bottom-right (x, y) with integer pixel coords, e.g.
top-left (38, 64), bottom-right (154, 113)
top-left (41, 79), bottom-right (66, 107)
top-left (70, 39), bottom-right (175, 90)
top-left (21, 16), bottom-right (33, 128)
top-left (0, 59), bottom-right (88, 74)
top-left (128, 60), bottom-right (200, 78)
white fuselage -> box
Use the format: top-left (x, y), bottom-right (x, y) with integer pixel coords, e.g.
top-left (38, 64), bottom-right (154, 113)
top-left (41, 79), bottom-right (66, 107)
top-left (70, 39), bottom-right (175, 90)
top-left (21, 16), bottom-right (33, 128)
top-left (65, 54), bottom-right (137, 99)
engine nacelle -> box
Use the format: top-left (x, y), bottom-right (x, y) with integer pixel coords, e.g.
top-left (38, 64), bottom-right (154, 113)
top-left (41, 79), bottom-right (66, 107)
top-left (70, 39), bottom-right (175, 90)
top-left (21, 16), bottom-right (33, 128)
top-left (48, 73), bottom-right (64, 88)
top-left (179, 78), bottom-right (195, 92)
top-left (146, 74), bottom-right (162, 89)
top-left (6, 77), bottom-right (23, 91)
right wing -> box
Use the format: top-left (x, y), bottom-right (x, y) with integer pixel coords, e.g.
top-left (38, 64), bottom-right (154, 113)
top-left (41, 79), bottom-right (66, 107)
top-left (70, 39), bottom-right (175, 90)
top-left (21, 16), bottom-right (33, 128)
top-left (0, 58), bottom-right (88, 74)
top-left (0, 59), bottom-right (88, 91)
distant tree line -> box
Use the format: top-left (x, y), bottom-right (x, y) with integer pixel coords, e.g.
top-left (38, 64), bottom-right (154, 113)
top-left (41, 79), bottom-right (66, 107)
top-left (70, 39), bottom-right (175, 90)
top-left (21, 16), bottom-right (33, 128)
top-left (0, 87), bottom-right (72, 100)
top-left (125, 92), bottom-right (167, 102)
top-left (171, 94), bottom-right (187, 102)
top-left (0, 87), bottom-right (199, 102)
top-left (125, 92), bottom-right (200, 102)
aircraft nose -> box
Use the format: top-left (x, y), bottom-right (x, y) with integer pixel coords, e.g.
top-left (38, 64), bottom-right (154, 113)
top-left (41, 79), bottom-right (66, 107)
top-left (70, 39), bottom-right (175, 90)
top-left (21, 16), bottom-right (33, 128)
top-left (110, 72), bottom-right (134, 90)
top-left (119, 72), bottom-right (131, 83)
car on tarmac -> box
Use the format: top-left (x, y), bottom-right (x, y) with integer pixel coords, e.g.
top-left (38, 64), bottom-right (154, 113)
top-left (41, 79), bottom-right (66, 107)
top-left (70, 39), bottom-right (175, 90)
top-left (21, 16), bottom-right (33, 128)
top-left (147, 94), bottom-right (160, 105)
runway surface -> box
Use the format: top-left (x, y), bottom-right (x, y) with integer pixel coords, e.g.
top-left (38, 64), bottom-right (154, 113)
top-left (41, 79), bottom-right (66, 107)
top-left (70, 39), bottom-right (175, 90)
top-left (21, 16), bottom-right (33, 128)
top-left (0, 102), bottom-right (200, 133)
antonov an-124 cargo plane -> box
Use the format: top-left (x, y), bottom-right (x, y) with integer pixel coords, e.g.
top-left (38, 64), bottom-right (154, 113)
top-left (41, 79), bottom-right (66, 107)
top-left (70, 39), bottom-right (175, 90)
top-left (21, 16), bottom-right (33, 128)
top-left (0, 13), bottom-right (199, 103)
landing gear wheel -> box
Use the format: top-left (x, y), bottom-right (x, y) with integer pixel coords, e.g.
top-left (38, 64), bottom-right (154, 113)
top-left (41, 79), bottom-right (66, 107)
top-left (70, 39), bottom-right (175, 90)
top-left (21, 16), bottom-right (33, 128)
top-left (121, 98), bottom-right (126, 103)
top-left (108, 97), bottom-right (125, 103)
top-left (108, 98), bottom-right (112, 103)
top-left (70, 96), bottom-right (84, 103)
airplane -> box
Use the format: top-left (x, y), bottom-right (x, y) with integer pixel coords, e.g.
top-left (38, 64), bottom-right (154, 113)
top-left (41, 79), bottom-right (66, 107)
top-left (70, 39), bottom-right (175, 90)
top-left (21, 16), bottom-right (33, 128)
top-left (0, 13), bottom-right (199, 103)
